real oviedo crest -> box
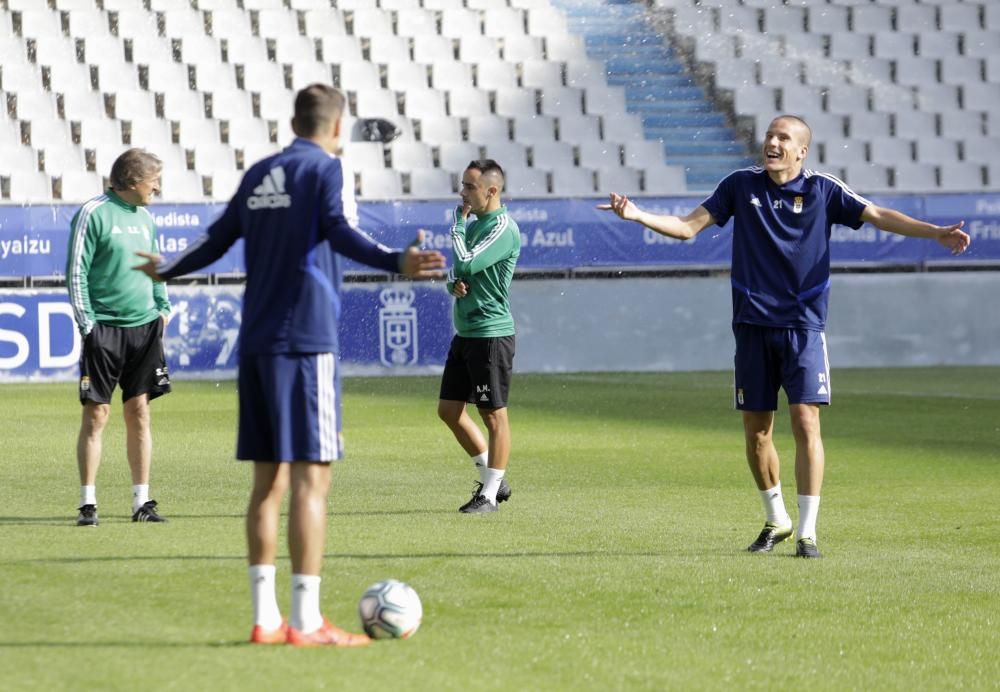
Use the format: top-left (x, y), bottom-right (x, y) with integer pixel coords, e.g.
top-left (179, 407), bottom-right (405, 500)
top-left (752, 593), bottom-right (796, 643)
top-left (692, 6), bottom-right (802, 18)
top-left (378, 287), bottom-right (419, 367)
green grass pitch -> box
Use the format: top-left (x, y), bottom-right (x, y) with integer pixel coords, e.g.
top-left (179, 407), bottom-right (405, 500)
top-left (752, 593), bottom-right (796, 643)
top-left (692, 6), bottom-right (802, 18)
top-left (1, 368), bottom-right (998, 690)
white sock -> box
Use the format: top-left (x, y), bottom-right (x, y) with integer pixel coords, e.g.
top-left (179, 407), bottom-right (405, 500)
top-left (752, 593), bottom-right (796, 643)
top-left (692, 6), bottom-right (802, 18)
top-left (80, 485), bottom-right (96, 507)
top-left (480, 467), bottom-right (504, 504)
top-left (290, 574), bottom-right (323, 634)
top-left (248, 564), bottom-right (282, 630)
top-left (759, 482), bottom-right (791, 526)
top-left (797, 495), bottom-right (821, 541)
top-left (132, 484), bottom-right (149, 512)
top-left (471, 451), bottom-right (489, 483)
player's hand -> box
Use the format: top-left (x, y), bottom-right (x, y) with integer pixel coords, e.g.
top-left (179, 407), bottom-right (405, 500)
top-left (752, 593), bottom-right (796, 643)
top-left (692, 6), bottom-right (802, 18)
top-left (452, 279), bottom-right (469, 298)
top-left (596, 193), bottom-right (641, 222)
top-left (456, 202), bottom-right (472, 221)
top-left (133, 250), bottom-right (165, 281)
top-left (937, 221), bottom-right (970, 256)
top-left (400, 231), bottom-right (446, 279)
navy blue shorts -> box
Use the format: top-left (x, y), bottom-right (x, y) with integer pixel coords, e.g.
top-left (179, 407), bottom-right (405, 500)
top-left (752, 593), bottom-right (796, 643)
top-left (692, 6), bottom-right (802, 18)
top-left (733, 324), bottom-right (830, 411)
top-left (236, 352), bottom-right (343, 462)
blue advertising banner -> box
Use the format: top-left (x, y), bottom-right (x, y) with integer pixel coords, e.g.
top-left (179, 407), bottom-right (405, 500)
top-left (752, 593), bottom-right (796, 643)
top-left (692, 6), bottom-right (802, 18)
top-left (1, 192), bottom-right (997, 277)
top-left (0, 284), bottom-right (454, 381)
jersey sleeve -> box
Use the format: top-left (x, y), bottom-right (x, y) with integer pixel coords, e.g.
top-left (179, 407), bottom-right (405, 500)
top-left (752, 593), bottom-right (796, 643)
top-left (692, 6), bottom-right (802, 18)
top-left (66, 207), bottom-right (99, 335)
top-left (699, 171), bottom-right (738, 227)
top-left (825, 177), bottom-right (869, 230)
top-left (148, 223), bottom-right (171, 315)
top-left (158, 195), bottom-right (244, 280)
top-left (450, 207), bottom-right (516, 277)
top-left (320, 158), bottom-right (402, 274)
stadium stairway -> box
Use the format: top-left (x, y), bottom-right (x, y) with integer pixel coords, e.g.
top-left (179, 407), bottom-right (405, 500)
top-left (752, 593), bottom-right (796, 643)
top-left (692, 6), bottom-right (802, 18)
top-left (550, 0), bottom-right (755, 190)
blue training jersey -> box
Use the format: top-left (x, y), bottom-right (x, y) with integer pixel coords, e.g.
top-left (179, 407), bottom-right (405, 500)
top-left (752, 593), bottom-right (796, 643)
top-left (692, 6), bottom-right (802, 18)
top-left (158, 138), bottom-right (402, 355)
top-left (701, 166), bottom-right (869, 330)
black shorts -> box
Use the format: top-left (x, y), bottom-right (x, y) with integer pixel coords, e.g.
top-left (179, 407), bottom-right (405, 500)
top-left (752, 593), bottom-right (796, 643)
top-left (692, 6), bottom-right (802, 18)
top-left (78, 319), bottom-right (171, 405)
top-left (439, 335), bottom-right (515, 409)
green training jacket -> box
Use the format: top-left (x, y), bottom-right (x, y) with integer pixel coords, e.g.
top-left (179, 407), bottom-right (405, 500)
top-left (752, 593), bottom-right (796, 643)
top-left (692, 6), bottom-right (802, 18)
top-left (446, 205), bottom-right (520, 338)
top-left (66, 190), bottom-right (170, 336)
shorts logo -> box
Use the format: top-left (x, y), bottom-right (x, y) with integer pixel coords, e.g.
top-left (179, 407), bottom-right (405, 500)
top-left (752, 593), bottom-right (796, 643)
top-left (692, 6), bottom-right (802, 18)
top-left (156, 366), bottom-right (170, 387)
top-left (817, 372), bottom-right (827, 395)
top-left (477, 384), bottom-right (491, 402)
top-left (737, 387), bottom-right (744, 405)
top-left (378, 287), bottom-right (418, 367)
top-left (80, 375), bottom-right (90, 392)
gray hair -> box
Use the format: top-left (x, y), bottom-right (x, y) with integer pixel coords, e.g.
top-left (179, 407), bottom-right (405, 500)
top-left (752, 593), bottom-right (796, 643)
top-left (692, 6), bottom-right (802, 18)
top-left (109, 148), bottom-right (162, 190)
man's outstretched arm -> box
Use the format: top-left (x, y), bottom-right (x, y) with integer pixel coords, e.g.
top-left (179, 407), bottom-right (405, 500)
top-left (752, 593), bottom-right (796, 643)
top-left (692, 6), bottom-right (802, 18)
top-left (860, 205), bottom-right (971, 255)
top-left (597, 193), bottom-right (715, 241)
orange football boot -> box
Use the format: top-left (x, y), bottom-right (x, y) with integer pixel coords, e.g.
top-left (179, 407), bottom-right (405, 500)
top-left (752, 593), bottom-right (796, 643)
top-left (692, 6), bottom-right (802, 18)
top-left (286, 619), bottom-right (371, 648)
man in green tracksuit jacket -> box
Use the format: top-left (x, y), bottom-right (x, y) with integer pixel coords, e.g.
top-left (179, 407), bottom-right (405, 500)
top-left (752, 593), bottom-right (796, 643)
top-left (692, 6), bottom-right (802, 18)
top-left (66, 148), bottom-right (172, 527)
top-left (437, 159), bottom-right (521, 514)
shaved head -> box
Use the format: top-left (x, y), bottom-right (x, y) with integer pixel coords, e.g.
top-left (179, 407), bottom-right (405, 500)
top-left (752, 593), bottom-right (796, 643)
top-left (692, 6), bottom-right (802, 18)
top-left (771, 114), bottom-right (812, 147)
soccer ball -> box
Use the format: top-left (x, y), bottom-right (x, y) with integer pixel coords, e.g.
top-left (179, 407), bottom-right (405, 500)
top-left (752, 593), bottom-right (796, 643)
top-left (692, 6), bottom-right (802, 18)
top-left (358, 579), bottom-right (423, 639)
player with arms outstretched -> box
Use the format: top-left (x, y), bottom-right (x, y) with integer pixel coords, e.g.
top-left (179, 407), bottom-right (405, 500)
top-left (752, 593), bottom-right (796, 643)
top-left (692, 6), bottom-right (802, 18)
top-left (600, 115), bottom-right (970, 558)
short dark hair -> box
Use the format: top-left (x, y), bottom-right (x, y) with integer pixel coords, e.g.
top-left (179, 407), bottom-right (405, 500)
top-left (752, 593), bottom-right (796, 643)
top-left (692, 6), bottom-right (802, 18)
top-left (773, 114), bottom-right (812, 147)
top-left (293, 84), bottom-right (346, 137)
top-left (109, 148), bottom-right (162, 190)
top-left (466, 159), bottom-right (505, 187)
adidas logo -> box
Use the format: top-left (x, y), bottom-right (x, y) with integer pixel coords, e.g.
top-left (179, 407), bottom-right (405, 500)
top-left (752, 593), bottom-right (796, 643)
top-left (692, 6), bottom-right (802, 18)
top-left (247, 166), bottom-right (292, 209)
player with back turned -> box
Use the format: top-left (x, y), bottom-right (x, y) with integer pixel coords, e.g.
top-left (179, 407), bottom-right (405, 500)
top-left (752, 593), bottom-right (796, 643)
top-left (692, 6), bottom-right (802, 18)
top-left (599, 114), bottom-right (970, 558)
top-left (135, 84), bottom-right (445, 646)
top-left (438, 160), bottom-right (521, 514)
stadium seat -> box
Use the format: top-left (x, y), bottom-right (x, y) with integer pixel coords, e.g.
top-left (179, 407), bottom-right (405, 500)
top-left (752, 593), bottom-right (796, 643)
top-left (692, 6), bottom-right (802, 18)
top-left (530, 141), bottom-right (575, 170)
top-left (937, 162), bottom-right (984, 191)
top-left (494, 88), bottom-right (537, 118)
top-left (160, 170), bottom-right (207, 200)
top-left (273, 36), bottom-right (319, 64)
top-left (641, 163), bottom-right (688, 194)
top-left (225, 117), bottom-right (270, 148)
top-left (578, 140), bottom-right (622, 169)
top-left (319, 36), bottom-right (363, 63)
top-left (915, 138), bottom-right (960, 164)
top-left (545, 34), bottom-right (587, 62)
top-left (448, 90), bottom-right (491, 118)
top-left (964, 84), bottom-right (1000, 112)
top-left (512, 115), bottom-right (556, 143)
top-left (240, 141), bottom-right (282, 168)
top-left (209, 9), bottom-right (254, 39)
top-left (558, 114), bottom-right (601, 143)
top-left (386, 62), bottom-right (429, 92)
top-left (893, 110), bottom-right (937, 139)
top-left (241, 61), bottom-right (288, 94)
top-left (964, 31), bottom-right (1000, 59)
top-left (358, 169), bottom-right (403, 199)
top-left (468, 115), bottom-right (512, 144)
top-left (847, 112), bottom-right (891, 139)
top-left (459, 36), bottom-right (500, 63)
top-left (256, 9), bottom-right (300, 40)
top-left (940, 111), bottom-right (985, 139)
top-left (596, 166), bottom-right (641, 196)
top-left (893, 162), bottom-right (937, 191)
top-left (430, 62), bottom-right (473, 90)
top-left (962, 136), bottom-right (1000, 165)
top-left (602, 114), bottom-right (647, 143)
top-left (342, 141), bottom-right (385, 171)
top-left (355, 89), bottom-right (400, 119)
top-left (540, 87), bottom-right (584, 118)
top-left (437, 141), bottom-right (481, 171)
top-left (413, 36), bottom-right (455, 64)
top-left (584, 86), bottom-right (627, 117)
top-left (369, 36), bottom-right (412, 64)
top-left (843, 163), bottom-right (891, 193)
top-left (162, 9), bottom-right (207, 38)
top-left (126, 117), bottom-right (176, 152)
top-left (390, 141), bottom-right (433, 170)
top-left (337, 61), bottom-right (381, 92)
top-left (824, 85), bottom-right (869, 116)
top-left (483, 9), bottom-right (526, 39)
top-left (404, 88), bottom-right (448, 120)
top-left (915, 84), bottom-right (961, 113)
top-left (396, 9), bottom-right (438, 38)
top-left (806, 4), bottom-right (847, 33)
top-left (822, 138), bottom-right (866, 168)
top-left (523, 60), bottom-right (565, 90)
top-left (829, 34), bottom-right (872, 62)
top-left (7, 171), bottom-right (55, 203)
top-left (407, 168), bottom-right (454, 198)
top-left (485, 141), bottom-right (529, 168)
top-left (192, 62), bottom-right (238, 92)
top-left (57, 170), bottom-right (106, 202)
top-left (503, 35), bottom-right (544, 62)
top-left (564, 61), bottom-right (608, 90)
top-left (895, 4), bottom-right (938, 34)
top-left (852, 5), bottom-right (892, 33)
top-left (551, 166), bottom-right (595, 196)
top-left (189, 141), bottom-right (238, 172)
top-left (475, 61), bottom-right (518, 90)
top-left (763, 6), bottom-right (805, 34)
top-left (289, 63), bottom-right (332, 91)
top-left (38, 145), bottom-right (87, 176)
top-left (417, 115), bottom-right (462, 145)
top-left (869, 137), bottom-right (914, 164)
top-left (66, 9), bottom-right (111, 37)
top-left (526, 7), bottom-right (569, 37)
top-left (503, 166), bottom-right (548, 198)
top-left (303, 9), bottom-right (347, 37)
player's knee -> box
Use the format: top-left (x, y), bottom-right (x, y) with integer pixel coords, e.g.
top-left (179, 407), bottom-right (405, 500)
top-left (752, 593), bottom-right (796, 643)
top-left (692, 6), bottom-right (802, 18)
top-left (82, 402), bottom-right (111, 431)
top-left (437, 400), bottom-right (461, 425)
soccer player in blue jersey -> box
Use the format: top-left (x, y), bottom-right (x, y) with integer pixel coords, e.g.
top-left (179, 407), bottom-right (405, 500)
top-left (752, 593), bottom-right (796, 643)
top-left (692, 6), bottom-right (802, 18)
top-left (599, 114), bottom-right (970, 558)
top-left (134, 84), bottom-right (445, 644)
